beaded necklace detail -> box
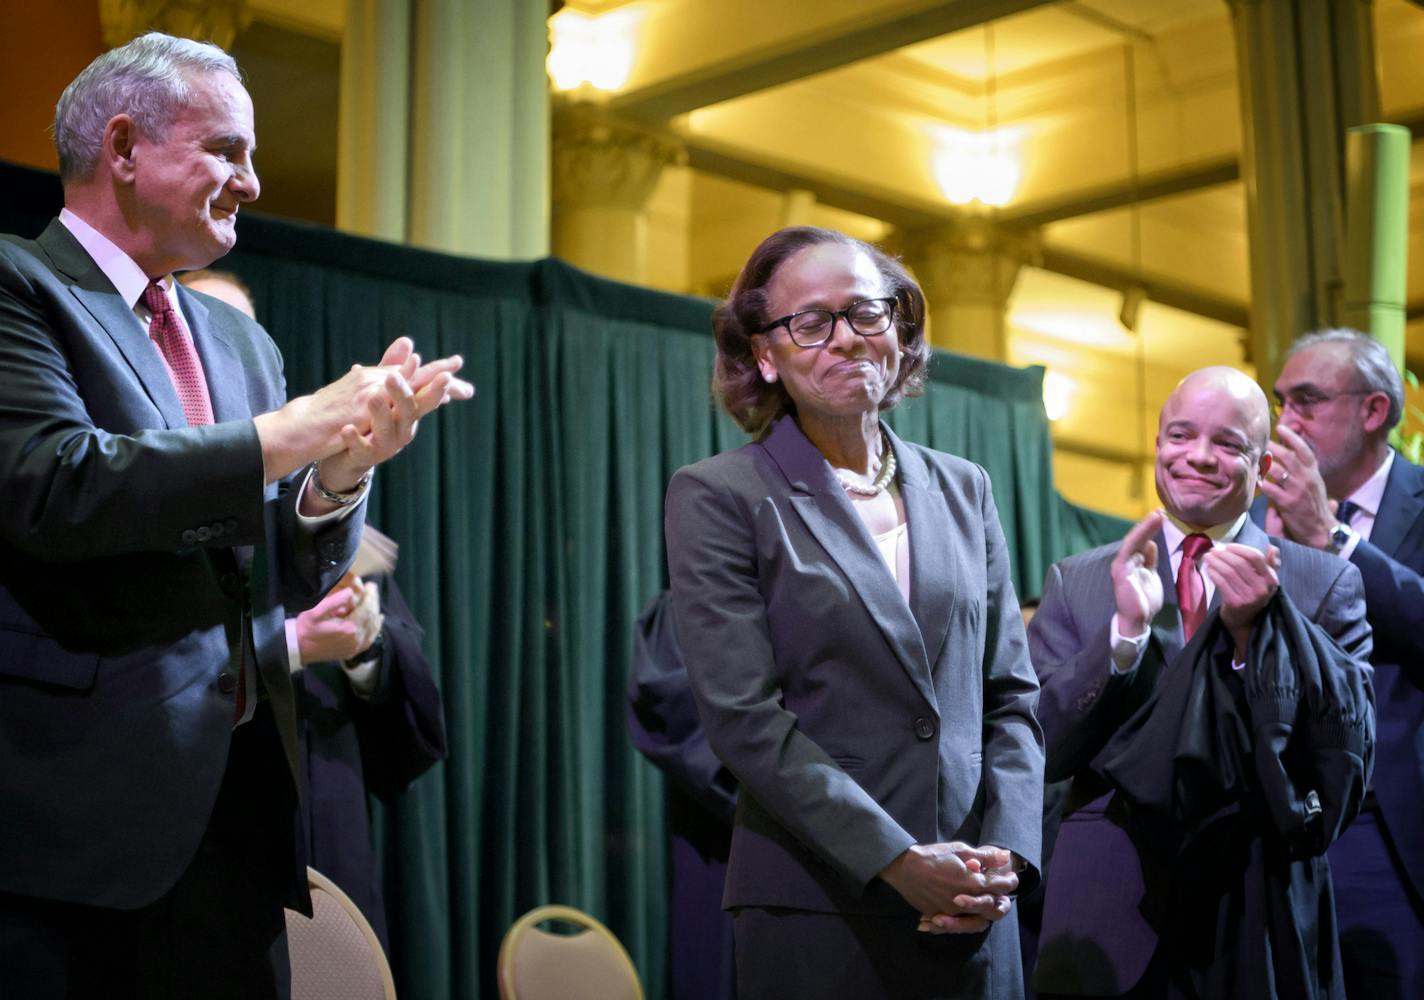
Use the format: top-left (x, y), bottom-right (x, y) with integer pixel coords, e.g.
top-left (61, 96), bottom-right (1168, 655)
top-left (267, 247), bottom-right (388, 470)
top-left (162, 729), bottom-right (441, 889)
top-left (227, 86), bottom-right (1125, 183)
top-left (837, 440), bottom-right (897, 497)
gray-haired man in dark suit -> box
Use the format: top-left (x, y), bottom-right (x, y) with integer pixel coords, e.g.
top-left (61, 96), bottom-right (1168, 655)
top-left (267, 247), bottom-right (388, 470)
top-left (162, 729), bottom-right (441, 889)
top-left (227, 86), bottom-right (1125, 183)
top-left (0, 32), bottom-right (469, 998)
top-left (1256, 329), bottom-right (1424, 996)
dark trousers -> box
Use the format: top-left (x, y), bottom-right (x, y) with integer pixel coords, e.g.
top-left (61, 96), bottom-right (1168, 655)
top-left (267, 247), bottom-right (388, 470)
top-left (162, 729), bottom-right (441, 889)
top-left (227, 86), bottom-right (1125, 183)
top-left (0, 703), bottom-right (300, 1000)
top-left (1329, 808), bottom-right (1424, 1000)
top-left (732, 906), bottom-right (1013, 1000)
top-left (667, 790), bottom-right (735, 1000)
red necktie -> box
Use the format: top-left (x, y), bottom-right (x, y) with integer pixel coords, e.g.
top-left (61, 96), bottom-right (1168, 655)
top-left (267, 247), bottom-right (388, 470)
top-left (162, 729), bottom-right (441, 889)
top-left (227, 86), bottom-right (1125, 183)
top-left (144, 282), bottom-right (240, 718)
top-left (1177, 533), bottom-right (1212, 641)
top-left (143, 281), bottom-right (214, 427)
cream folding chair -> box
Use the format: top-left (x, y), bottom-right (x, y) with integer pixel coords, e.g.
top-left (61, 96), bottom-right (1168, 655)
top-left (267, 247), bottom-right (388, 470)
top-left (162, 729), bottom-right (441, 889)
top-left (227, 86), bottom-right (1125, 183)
top-left (497, 904), bottom-right (643, 1000)
top-left (284, 867), bottom-right (397, 1000)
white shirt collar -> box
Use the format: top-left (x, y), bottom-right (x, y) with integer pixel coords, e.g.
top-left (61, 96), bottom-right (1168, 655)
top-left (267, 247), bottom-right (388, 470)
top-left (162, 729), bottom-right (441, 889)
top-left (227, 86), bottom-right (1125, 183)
top-left (1343, 449), bottom-right (1394, 521)
top-left (58, 207), bottom-right (174, 314)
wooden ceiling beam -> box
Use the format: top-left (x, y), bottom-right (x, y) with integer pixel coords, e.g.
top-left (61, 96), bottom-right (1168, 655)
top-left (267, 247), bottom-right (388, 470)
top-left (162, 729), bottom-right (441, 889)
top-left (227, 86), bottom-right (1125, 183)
top-left (999, 156), bottom-right (1241, 228)
top-left (678, 132), bottom-right (1250, 329)
top-left (610, 0), bottom-right (1053, 121)
top-left (1037, 246), bottom-right (1249, 329)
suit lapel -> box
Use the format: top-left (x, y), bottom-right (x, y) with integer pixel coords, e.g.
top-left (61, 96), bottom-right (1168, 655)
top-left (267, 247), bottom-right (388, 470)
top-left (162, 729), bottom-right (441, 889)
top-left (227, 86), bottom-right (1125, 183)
top-left (762, 417), bottom-right (938, 713)
top-left (1369, 454), bottom-right (1424, 558)
top-left (890, 426), bottom-right (956, 671)
top-left (37, 220), bottom-right (187, 429)
top-left (178, 285), bottom-right (249, 423)
top-left (1150, 529), bottom-right (1184, 663)
top-left (1202, 518), bottom-right (1271, 614)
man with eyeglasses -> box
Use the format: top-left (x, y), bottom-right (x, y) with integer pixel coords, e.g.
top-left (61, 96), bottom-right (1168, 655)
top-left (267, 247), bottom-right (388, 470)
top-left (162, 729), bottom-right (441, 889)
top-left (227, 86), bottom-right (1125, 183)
top-left (1254, 328), bottom-right (1424, 997)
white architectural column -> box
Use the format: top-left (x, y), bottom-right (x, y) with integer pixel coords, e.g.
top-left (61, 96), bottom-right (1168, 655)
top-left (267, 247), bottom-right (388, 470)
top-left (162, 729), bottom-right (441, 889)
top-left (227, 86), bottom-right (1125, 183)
top-left (551, 110), bottom-right (682, 284)
top-left (337, 0), bottom-right (411, 244)
top-left (1228, 0), bottom-right (1379, 384)
top-left (892, 218), bottom-right (1039, 361)
top-left (100, 0), bottom-right (253, 49)
top-left (337, 0), bottom-right (550, 259)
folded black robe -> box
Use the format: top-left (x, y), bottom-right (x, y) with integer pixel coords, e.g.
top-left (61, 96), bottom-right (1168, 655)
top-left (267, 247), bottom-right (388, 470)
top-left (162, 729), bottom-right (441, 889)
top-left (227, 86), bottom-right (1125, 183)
top-left (1099, 590), bottom-right (1374, 999)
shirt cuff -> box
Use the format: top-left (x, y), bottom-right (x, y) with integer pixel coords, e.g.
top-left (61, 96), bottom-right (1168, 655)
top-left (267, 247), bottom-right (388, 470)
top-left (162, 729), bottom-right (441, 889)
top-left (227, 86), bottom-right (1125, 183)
top-left (285, 617), bottom-right (304, 673)
top-left (294, 464), bottom-right (369, 527)
top-left (1335, 530), bottom-right (1362, 560)
top-left (1110, 614), bottom-right (1149, 675)
top-left (342, 655), bottom-right (380, 698)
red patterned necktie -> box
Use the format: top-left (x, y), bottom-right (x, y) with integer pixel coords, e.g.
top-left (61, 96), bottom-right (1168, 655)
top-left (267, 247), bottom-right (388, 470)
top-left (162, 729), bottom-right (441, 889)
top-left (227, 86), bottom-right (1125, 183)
top-left (142, 280), bottom-right (214, 427)
top-left (143, 281), bottom-right (240, 717)
top-left (1177, 533), bottom-right (1212, 641)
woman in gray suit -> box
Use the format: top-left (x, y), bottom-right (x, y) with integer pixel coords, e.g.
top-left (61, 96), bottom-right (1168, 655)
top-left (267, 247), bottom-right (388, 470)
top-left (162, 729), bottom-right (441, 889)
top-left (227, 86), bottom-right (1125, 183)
top-left (665, 226), bottom-right (1044, 998)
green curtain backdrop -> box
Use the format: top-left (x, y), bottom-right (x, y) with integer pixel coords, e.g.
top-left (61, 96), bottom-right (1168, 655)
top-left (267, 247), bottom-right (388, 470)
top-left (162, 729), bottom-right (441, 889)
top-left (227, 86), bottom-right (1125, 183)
top-left (2, 160), bottom-right (1128, 1000)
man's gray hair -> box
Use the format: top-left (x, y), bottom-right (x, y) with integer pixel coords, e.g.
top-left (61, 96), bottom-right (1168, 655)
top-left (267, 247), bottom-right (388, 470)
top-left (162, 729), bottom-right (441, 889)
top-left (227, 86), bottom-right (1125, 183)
top-left (54, 32), bottom-right (240, 183)
top-left (1287, 328), bottom-right (1405, 430)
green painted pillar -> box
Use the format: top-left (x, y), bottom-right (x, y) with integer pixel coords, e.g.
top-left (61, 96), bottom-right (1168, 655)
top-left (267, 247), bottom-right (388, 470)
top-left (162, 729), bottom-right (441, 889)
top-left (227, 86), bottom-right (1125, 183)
top-left (1342, 123), bottom-right (1410, 370)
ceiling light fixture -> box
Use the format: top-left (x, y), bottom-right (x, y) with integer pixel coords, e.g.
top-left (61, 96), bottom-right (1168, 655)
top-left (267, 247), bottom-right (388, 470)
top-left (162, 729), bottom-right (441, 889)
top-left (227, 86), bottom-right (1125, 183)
top-left (547, 8), bottom-right (643, 95)
top-left (932, 127), bottom-right (1023, 208)
top-left (931, 23), bottom-right (1022, 209)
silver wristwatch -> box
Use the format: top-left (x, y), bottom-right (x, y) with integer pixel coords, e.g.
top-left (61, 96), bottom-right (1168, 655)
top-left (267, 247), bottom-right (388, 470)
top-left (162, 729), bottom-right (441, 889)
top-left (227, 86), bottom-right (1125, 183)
top-left (1326, 521), bottom-right (1354, 555)
top-left (311, 463), bottom-right (371, 506)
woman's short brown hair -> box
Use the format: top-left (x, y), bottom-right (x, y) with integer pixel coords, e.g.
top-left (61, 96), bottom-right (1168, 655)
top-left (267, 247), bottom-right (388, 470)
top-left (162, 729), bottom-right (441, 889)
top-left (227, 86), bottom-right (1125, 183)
top-left (712, 226), bottom-right (929, 437)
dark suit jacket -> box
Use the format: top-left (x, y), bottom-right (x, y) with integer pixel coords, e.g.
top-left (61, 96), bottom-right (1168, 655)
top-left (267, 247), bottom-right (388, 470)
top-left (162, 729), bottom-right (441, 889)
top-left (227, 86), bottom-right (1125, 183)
top-left (0, 220), bottom-right (361, 911)
top-left (1028, 519), bottom-right (1371, 996)
top-left (626, 590), bottom-right (736, 1000)
top-left (296, 573), bottom-right (447, 948)
top-left (1254, 455), bottom-right (1424, 902)
top-left (665, 416), bottom-right (1044, 978)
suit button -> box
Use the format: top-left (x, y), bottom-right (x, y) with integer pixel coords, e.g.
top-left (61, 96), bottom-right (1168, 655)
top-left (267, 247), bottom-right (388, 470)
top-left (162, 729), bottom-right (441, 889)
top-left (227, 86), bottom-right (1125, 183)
top-left (219, 572), bottom-right (239, 597)
top-left (217, 672), bottom-right (237, 694)
top-left (181, 529), bottom-right (197, 545)
top-left (912, 717), bottom-right (935, 741)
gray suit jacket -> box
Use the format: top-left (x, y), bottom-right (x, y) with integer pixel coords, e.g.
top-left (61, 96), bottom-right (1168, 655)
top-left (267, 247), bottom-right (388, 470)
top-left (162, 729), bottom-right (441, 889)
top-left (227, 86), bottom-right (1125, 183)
top-left (0, 220), bottom-right (361, 910)
top-left (1028, 518), bottom-right (1372, 995)
top-left (665, 415), bottom-right (1044, 921)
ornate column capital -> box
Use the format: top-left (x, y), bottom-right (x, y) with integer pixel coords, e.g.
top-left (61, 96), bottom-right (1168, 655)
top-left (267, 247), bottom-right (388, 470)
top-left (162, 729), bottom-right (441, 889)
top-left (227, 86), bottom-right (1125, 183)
top-left (889, 217), bottom-right (1041, 309)
top-left (551, 108), bottom-right (685, 212)
top-left (100, 0), bottom-right (252, 50)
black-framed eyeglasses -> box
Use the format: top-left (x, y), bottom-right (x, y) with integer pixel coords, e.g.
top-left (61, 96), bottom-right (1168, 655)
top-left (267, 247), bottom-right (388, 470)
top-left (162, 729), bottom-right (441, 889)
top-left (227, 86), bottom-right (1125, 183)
top-left (756, 297), bottom-right (898, 348)
top-left (1272, 388), bottom-right (1374, 420)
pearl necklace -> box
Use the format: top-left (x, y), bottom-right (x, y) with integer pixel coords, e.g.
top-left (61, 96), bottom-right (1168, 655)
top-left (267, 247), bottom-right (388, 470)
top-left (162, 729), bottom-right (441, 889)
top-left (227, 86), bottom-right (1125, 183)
top-left (837, 441), bottom-right (897, 497)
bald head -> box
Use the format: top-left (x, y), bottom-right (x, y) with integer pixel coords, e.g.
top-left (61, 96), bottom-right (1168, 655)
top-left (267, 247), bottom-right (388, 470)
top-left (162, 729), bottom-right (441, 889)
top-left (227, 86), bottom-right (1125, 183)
top-left (1165, 367), bottom-right (1271, 454)
top-left (1154, 366), bottom-right (1273, 529)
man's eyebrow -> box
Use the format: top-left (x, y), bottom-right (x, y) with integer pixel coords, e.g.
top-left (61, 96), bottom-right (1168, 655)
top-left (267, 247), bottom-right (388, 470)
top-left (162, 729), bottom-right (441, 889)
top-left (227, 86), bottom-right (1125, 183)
top-left (208, 133), bottom-right (250, 150)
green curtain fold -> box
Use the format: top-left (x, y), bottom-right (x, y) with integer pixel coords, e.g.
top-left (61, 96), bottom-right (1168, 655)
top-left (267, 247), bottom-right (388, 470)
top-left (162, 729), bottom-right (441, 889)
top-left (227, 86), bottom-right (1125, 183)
top-left (0, 160), bottom-right (1129, 1000)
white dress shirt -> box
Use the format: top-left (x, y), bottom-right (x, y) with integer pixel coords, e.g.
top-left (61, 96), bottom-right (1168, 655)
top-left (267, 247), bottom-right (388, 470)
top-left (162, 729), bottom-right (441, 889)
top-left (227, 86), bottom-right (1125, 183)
top-left (1334, 449), bottom-right (1394, 557)
top-left (1110, 511), bottom-right (1249, 674)
top-left (59, 208), bottom-right (369, 721)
